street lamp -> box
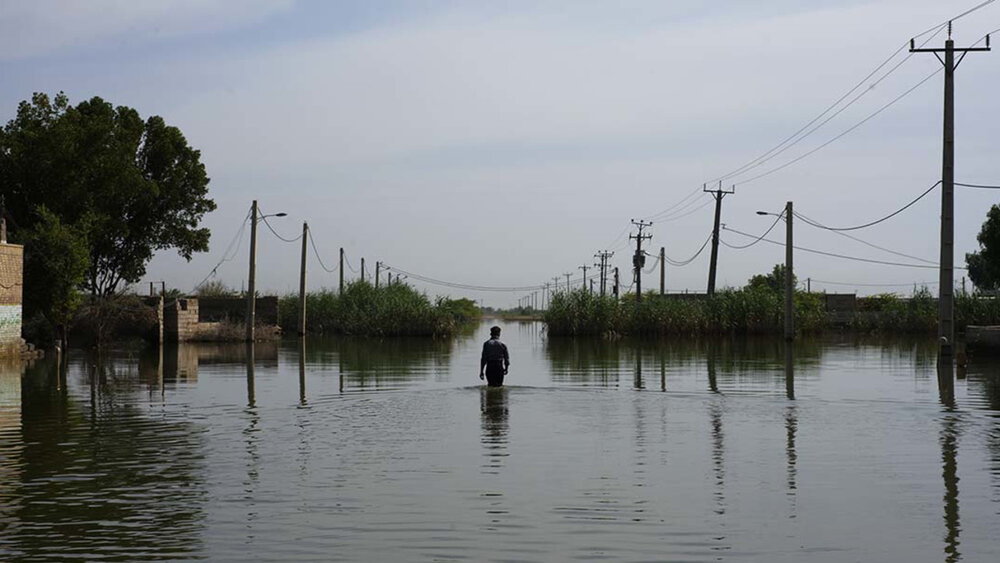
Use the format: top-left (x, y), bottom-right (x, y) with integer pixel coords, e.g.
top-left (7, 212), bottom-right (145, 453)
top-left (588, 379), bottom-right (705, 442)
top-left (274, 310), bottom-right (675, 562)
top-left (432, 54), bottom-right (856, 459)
top-left (246, 200), bottom-right (287, 342)
top-left (757, 202), bottom-right (794, 341)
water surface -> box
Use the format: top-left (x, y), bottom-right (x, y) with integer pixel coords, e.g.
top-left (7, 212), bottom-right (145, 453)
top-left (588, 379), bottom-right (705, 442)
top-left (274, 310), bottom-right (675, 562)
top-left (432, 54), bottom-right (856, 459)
top-left (1, 322), bottom-right (999, 561)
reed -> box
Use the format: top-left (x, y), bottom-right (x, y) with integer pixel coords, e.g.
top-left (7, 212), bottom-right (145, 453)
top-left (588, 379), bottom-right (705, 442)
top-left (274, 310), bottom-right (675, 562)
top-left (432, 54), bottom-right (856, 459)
top-left (279, 281), bottom-right (478, 336)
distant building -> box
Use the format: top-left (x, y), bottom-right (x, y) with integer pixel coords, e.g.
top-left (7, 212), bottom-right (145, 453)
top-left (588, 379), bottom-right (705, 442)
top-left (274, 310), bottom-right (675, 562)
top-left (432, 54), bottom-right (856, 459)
top-left (0, 219), bottom-right (23, 356)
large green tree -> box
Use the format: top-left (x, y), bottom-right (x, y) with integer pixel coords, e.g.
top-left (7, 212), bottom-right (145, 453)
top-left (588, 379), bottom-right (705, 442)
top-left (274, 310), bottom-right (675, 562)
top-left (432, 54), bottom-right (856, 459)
top-left (966, 204), bottom-right (1000, 291)
top-left (1, 92), bottom-right (215, 296)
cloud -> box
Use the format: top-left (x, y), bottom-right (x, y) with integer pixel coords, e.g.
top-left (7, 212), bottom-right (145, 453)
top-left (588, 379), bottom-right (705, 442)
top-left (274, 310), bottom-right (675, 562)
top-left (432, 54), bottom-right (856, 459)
top-left (0, 0), bottom-right (294, 60)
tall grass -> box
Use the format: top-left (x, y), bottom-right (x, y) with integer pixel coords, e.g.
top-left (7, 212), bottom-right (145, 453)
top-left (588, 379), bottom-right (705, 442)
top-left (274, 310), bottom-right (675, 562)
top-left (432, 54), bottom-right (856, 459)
top-left (279, 281), bottom-right (479, 337)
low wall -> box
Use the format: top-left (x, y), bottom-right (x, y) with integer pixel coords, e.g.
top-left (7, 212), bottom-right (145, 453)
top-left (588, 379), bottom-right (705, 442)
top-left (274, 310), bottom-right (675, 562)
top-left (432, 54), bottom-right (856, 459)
top-left (198, 297), bottom-right (278, 325)
top-left (0, 243), bottom-right (24, 356)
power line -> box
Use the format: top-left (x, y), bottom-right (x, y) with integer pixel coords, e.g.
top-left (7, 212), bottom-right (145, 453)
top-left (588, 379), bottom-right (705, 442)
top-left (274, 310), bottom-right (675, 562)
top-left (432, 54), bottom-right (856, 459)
top-left (383, 264), bottom-right (550, 292)
top-left (794, 210), bottom-right (936, 264)
top-left (722, 226), bottom-right (961, 270)
top-left (956, 181), bottom-right (1000, 189)
top-left (260, 214), bottom-right (303, 243)
top-left (664, 232), bottom-right (714, 267)
top-left (193, 207), bottom-right (252, 290)
top-left (810, 278), bottom-right (938, 287)
top-left (342, 250), bottom-right (359, 273)
top-left (793, 181), bottom-right (940, 232)
top-left (721, 212), bottom-right (784, 250)
top-left (308, 230), bottom-right (338, 273)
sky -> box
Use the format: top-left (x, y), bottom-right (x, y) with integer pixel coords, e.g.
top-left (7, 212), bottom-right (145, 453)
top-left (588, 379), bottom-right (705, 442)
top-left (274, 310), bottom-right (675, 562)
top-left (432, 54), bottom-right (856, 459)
top-left (2, 0), bottom-right (999, 307)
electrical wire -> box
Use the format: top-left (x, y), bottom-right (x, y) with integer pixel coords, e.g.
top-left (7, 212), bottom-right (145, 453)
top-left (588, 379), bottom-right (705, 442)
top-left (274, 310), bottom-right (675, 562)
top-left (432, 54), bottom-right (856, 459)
top-left (794, 210), bottom-right (936, 264)
top-left (260, 215), bottom-right (303, 243)
top-left (383, 264), bottom-right (550, 292)
top-left (193, 207), bottom-right (252, 290)
top-left (649, 196), bottom-right (714, 223)
top-left (721, 212), bottom-right (785, 250)
top-left (308, 230), bottom-right (339, 273)
top-left (342, 251), bottom-right (359, 273)
top-left (957, 181), bottom-right (1000, 189)
top-left (722, 226), bottom-right (960, 269)
top-left (809, 278), bottom-right (938, 287)
top-left (665, 232), bottom-right (714, 267)
top-left (792, 181), bottom-right (940, 232)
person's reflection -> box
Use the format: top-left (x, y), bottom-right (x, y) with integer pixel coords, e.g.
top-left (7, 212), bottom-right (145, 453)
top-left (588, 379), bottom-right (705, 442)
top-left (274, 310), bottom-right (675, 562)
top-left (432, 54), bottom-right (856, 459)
top-left (480, 387), bottom-right (509, 475)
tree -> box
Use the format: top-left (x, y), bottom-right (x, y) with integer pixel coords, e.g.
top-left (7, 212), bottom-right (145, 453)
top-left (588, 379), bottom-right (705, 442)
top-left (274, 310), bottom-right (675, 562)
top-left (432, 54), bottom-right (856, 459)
top-left (1, 92), bottom-right (215, 296)
top-left (746, 264), bottom-right (796, 293)
top-left (966, 204), bottom-right (1000, 291)
top-left (19, 208), bottom-right (89, 347)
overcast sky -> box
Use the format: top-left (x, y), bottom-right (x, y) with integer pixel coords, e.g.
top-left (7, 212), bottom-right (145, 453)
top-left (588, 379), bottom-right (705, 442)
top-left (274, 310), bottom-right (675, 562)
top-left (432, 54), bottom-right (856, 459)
top-left (3, 0), bottom-right (998, 306)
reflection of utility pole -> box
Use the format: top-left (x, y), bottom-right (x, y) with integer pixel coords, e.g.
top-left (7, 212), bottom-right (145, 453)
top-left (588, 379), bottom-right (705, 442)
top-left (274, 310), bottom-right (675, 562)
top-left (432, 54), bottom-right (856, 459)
top-left (630, 219), bottom-right (653, 303)
top-left (705, 182), bottom-right (734, 296)
top-left (564, 272), bottom-right (572, 292)
top-left (911, 23), bottom-right (991, 358)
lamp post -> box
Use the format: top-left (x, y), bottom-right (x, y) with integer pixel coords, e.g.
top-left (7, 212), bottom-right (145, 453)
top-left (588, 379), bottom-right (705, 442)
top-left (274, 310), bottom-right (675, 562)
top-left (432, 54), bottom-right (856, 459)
top-left (246, 200), bottom-right (287, 342)
top-left (757, 201), bottom-right (794, 341)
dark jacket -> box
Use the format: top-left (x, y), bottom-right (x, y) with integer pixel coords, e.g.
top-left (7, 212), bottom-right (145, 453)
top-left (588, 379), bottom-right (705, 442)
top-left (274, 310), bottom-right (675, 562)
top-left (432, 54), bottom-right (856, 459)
top-left (481, 338), bottom-right (509, 367)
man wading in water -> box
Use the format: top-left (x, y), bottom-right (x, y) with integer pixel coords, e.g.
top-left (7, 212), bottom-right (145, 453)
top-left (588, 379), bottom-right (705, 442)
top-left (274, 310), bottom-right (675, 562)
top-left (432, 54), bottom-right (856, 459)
top-left (480, 326), bottom-right (510, 387)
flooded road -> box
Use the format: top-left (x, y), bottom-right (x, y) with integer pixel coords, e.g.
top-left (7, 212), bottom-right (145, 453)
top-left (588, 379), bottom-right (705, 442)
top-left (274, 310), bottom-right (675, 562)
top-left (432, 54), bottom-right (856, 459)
top-left (2, 321), bottom-right (999, 561)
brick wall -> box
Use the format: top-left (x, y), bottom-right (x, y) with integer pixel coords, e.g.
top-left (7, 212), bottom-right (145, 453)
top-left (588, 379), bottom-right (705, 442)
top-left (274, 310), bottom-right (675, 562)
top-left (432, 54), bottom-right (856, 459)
top-left (0, 244), bottom-right (23, 355)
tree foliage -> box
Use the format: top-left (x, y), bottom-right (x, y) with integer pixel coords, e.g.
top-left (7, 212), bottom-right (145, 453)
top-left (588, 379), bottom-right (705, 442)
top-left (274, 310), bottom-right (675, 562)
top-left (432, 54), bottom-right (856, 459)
top-left (1, 92), bottom-right (215, 296)
top-left (966, 204), bottom-right (1000, 291)
top-left (746, 264), bottom-right (796, 293)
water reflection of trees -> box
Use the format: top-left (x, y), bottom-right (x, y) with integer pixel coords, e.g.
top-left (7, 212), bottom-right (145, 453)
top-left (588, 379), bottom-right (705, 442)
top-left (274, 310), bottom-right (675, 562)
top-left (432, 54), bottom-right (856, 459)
top-left (332, 336), bottom-right (457, 390)
top-left (1, 356), bottom-right (207, 561)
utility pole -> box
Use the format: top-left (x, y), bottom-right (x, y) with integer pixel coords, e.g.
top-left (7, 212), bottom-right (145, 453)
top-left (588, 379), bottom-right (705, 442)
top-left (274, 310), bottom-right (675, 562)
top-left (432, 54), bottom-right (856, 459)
top-left (579, 264), bottom-right (590, 290)
top-left (299, 222), bottom-right (308, 336)
top-left (245, 200), bottom-right (259, 342)
top-left (706, 182), bottom-right (734, 296)
top-left (564, 273), bottom-right (572, 292)
top-left (360, 258), bottom-right (366, 283)
top-left (613, 267), bottom-right (620, 300)
top-left (552, 277), bottom-right (561, 294)
top-left (339, 248), bottom-right (344, 294)
top-left (375, 261), bottom-right (381, 288)
top-left (591, 279), bottom-right (595, 294)
top-left (911, 23), bottom-right (991, 358)
top-left (595, 250), bottom-right (614, 296)
top-left (630, 219), bottom-right (653, 303)
top-left (785, 201), bottom-right (794, 342)
top-left (659, 247), bottom-right (665, 295)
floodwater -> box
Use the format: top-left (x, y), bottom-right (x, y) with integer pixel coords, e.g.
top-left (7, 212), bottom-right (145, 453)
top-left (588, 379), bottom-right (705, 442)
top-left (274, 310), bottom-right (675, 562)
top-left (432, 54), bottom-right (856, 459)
top-left (1, 321), bottom-right (999, 562)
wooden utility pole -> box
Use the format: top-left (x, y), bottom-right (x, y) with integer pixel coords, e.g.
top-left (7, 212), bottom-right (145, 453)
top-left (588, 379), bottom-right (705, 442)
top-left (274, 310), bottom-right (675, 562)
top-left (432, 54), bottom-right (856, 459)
top-left (245, 200), bottom-right (259, 342)
top-left (630, 219), bottom-right (653, 303)
top-left (785, 201), bottom-right (794, 342)
top-left (339, 248), bottom-right (345, 294)
top-left (706, 182), bottom-right (734, 296)
top-left (659, 247), bottom-right (665, 295)
top-left (298, 222), bottom-right (308, 336)
top-left (911, 24), bottom-right (991, 358)
top-left (595, 250), bottom-right (614, 296)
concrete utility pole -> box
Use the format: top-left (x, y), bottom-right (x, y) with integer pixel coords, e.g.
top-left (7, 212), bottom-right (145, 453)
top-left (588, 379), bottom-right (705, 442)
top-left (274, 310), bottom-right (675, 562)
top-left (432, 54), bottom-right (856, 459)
top-left (785, 201), bottom-right (794, 342)
top-left (245, 200), bottom-right (259, 342)
top-left (911, 23), bottom-right (991, 358)
top-left (613, 267), bottom-right (620, 300)
top-left (360, 258), bottom-right (366, 283)
top-left (564, 273), bottom-right (572, 292)
top-left (591, 279), bottom-right (595, 294)
top-left (579, 264), bottom-right (590, 290)
top-left (375, 261), bottom-right (381, 288)
top-left (552, 277), bottom-right (561, 294)
top-left (659, 247), bottom-right (665, 295)
top-left (706, 182), bottom-right (734, 296)
top-left (595, 250), bottom-right (614, 296)
top-left (299, 222), bottom-right (308, 336)
top-left (339, 248), bottom-right (345, 294)
top-left (630, 219), bottom-right (653, 303)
